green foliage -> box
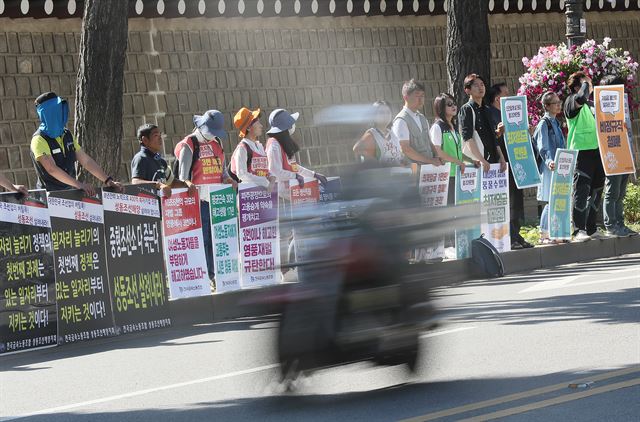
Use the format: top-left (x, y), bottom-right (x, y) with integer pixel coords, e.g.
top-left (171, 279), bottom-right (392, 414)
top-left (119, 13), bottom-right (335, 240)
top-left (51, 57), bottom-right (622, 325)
top-left (520, 225), bottom-right (541, 246)
top-left (624, 181), bottom-right (640, 224)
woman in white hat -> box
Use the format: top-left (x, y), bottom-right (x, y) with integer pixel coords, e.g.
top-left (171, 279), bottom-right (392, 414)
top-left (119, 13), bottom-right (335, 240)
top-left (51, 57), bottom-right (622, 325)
top-left (265, 108), bottom-right (327, 197)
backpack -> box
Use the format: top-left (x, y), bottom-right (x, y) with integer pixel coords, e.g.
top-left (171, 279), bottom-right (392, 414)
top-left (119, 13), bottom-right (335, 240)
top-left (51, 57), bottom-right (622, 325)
top-left (227, 142), bottom-right (253, 183)
top-left (172, 135), bottom-right (200, 180)
top-left (471, 234), bottom-right (504, 278)
top-left (531, 117), bottom-right (553, 169)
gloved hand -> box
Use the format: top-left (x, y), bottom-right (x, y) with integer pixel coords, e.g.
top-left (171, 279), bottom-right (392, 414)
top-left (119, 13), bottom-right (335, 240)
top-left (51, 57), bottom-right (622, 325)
top-left (314, 172), bottom-right (328, 186)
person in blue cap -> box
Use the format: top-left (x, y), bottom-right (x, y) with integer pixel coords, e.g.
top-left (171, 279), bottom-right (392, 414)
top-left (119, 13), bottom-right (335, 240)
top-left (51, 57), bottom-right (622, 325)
top-left (265, 108), bottom-right (327, 197)
top-left (29, 92), bottom-right (122, 195)
top-left (174, 110), bottom-right (236, 282)
top-left (174, 110), bottom-right (235, 188)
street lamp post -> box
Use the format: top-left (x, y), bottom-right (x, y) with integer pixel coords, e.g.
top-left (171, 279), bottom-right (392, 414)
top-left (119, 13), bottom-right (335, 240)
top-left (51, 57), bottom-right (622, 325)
top-left (565, 0), bottom-right (586, 48)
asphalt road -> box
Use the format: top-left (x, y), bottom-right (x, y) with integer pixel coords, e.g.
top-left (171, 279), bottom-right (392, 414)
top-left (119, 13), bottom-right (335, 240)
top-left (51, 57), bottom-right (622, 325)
top-left (1, 254), bottom-right (639, 421)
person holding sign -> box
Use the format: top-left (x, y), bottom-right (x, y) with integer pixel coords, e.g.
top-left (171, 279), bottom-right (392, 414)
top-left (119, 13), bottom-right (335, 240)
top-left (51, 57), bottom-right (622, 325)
top-left (392, 79), bottom-right (443, 169)
top-left (266, 108), bottom-right (327, 196)
top-left (131, 123), bottom-right (193, 198)
top-left (459, 75), bottom-right (508, 173)
top-left (230, 107), bottom-right (276, 191)
top-left (353, 101), bottom-right (405, 166)
top-left (564, 71), bottom-right (605, 242)
top-left (174, 110), bottom-right (236, 281)
top-left (533, 91), bottom-right (567, 244)
top-left (430, 93), bottom-right (479, 205)
top-left (598, 75), bottom-right (638, 237)
top-left (0, 173), bottom-right (27, 195)
top-left (30, 92), bottom-right (123, 196)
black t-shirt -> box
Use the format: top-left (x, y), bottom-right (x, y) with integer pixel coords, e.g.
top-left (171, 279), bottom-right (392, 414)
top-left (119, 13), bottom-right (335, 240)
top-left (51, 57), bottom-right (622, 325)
top-left (459, 99), bottom-right (500, 163)
top-left (131, 146), bottom-right (173, 183)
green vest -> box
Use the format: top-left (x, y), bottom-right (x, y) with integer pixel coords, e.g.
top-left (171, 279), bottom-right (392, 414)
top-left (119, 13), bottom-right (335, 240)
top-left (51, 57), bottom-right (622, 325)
top-left (567, 104), bottom-right (598, 151)
top-left (437, 121), bottom-right (462, 176)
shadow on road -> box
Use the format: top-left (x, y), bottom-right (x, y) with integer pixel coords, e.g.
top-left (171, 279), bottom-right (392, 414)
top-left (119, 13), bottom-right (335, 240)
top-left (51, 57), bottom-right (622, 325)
top-left (441, 287), bottom-right (639, 326)
top-left (8, 365), bottom-right (640, 422)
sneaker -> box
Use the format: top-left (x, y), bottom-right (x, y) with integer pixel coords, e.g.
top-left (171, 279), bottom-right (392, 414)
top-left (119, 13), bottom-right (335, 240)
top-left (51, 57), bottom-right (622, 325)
top-left (621, 226), bottom-right (639, 237)
top-left (511, 241), bottom-right (523, 250)
top-left (590, 231), bottom-right (609, 240)
top-left (572, 230), bottom-right (591, 242)
top-left (605, 228), bottom-right (623, 238)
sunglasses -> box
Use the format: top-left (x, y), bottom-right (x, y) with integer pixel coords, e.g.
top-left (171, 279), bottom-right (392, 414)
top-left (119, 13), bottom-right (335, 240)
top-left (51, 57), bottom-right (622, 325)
top-left (446, 101), bottom-right (456, 107)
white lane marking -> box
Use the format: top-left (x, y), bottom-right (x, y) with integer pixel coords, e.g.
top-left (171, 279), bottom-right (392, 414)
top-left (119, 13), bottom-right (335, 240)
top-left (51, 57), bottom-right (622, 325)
top-left (519, 274), bottom-right (639, 294)
top-left (0, 363), bottom-right (279, 421)
top-left (420, 326), bottom-right (476, 338)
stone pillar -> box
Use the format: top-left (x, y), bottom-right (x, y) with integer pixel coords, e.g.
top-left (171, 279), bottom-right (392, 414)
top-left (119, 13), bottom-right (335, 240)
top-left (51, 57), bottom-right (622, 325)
top-left (565, 0), bottom-right (585, 48)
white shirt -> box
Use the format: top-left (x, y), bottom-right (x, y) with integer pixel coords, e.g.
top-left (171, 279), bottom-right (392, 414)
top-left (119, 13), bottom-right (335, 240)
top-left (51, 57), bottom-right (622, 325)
top-left (266, 141), bottom-right (314, 182)
top-left (232, 139), bottom-right (270, 188)
top-left (266, 140), bottom-right (314, 199)
top-left (391, 106), bottom-right (424, 142)
top-left (430, 124), bottom-right (443, 147)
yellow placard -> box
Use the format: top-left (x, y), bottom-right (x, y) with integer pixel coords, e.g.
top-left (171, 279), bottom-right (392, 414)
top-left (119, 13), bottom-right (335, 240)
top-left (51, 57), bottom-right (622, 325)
top-left (594, 85), bottom-right (636, 176)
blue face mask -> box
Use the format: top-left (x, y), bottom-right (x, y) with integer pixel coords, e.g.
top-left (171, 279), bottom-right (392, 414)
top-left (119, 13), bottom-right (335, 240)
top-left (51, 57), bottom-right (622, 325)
top-left (36, 97), bottom-right (69, 139)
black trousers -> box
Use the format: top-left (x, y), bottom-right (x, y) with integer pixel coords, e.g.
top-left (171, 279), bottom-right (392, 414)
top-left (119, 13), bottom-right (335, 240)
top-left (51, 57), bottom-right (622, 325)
top-left (573, 149), bottom-right (605, 234)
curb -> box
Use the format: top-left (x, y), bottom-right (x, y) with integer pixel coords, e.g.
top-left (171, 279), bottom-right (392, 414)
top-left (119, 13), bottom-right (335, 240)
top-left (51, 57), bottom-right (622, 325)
top-left (168, 236), bottom-right (640, 327)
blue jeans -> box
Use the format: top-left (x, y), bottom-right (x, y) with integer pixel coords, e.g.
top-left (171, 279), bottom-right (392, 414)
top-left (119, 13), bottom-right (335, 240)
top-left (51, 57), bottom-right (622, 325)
top-left (603, 174), bottom-right (629, 230)
top-left (540, 203), bottom-right (549, 235)
top-left (200, 200), bottom-right (215, 280)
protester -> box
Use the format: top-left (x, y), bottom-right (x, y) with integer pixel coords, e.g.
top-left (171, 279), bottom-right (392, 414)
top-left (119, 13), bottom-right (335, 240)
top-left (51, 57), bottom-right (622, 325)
top-left (485, 82), bottom-right (532, 249)
top-left (353, 101), bottom-right (405, 166)
top-left (230, 107), bottom-right (276, 191)
top-left (430, 93), bottom-right (479, 205)
top-left (459, 74), bottom-right (508, 173)
top-left (0, 174), bottom-right (28, 195)
top-left (392, 79), bottom-right (443, 169)
top-left (29, 91), bottom-right (123, 195)
top-left (564, 71), bottom-right (605, 241)
top-left (174, 110), bottom-right (236, 281)
top-left (533, 91), bottom-right (566, 244)
top-left (266, 108), bottom-right (327, 196)
top-left (486, 82), bottom-right (509, 130)
top-left (131, 123), bottom-right (193, 198)
top-left (599, 75), bottom-right (638, 237)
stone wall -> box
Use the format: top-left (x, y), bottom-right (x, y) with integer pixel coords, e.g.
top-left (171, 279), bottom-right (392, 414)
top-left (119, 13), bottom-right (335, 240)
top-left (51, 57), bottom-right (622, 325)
top-left (0, 11), bottom-right (639, 221)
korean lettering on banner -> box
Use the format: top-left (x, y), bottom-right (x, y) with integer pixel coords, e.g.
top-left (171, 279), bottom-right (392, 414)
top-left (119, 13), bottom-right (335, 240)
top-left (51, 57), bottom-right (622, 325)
top-left (319, 177), bottom-right (341, 203)
top-left (549, 149), bottom-right (578, 240)
top-left (162, 188), bottom-right (211, 299)
top-left (481, 164), bottom-right (511, 252)
top-left (238, 183), bottom-right (280, 288)
top-left (500, 95), bottom-right (541, 188)
top-left (48, 190), bottom-right (117, 344)
top-left (594, 85), bottom-right (636, 176)
top-left (455, 166), bottom-right (482, 259)
top-left (0, 190), bottom-right (57, 354)
top-left (209, 184), bottom-right (241, 293)
top-left (415, 163), bottom-right (450, 261)
top-left (290, 178), bottom-right (320, 263)
top-left (102, 185), bottom-right (171, 334)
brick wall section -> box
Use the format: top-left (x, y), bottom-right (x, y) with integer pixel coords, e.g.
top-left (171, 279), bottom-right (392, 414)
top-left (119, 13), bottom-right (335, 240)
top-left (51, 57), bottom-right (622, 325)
top-left (1, 12), bottom-right (639, 219)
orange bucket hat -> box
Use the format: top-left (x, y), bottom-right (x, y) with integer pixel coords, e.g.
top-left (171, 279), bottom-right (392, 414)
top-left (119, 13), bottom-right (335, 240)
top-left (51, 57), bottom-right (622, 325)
top-left (233, 107), bottom-right (261, 138)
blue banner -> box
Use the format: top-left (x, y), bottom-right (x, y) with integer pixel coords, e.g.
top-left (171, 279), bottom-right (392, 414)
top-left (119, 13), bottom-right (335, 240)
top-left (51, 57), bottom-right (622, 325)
top-left (500, 95), bottom-right (541, 188)
top-left (549, 149), bottom-right (577, 240)
top-left (455, 166), bottom-right (481, 259)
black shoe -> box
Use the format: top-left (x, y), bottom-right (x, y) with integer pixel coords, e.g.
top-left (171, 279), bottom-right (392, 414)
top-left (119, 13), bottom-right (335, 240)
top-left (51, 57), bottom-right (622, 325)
top-left (511, 241), bottom-right (523, 250)
top-left (520, 240), bottom-right (534, 248)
